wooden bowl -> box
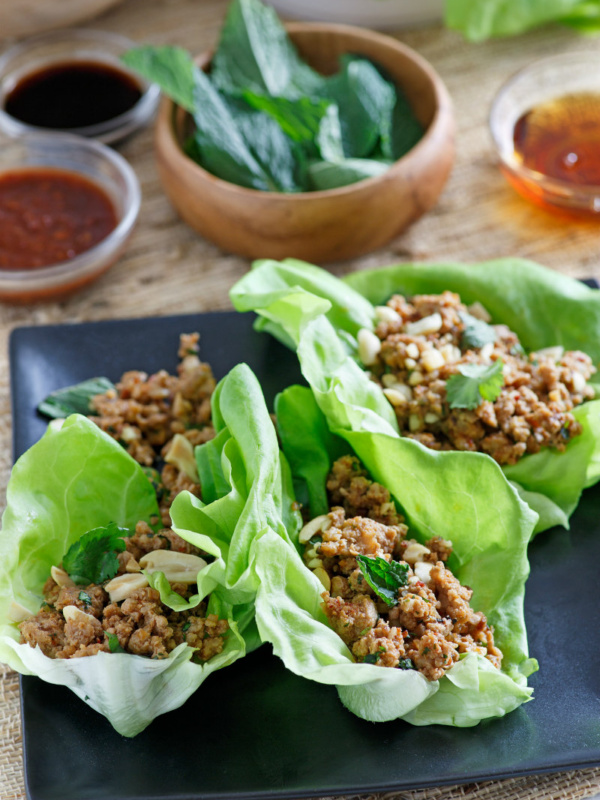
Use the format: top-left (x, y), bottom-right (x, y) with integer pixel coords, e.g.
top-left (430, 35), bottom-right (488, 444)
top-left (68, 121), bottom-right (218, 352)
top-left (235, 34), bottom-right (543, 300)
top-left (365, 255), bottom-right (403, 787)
top-left (155, 23), bottom-right (455, 264)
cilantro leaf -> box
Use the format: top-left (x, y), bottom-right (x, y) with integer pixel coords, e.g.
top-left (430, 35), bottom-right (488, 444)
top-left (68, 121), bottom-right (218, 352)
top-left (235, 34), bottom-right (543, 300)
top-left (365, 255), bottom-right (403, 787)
top-left (62, 523), bottom-right (128, 585)
top-left (78, 591), bottom-right (92, 609)
top-left (459, 312), bottom-right (497, 351)
top-left (106, 632), bottom-right (125, 654)
top-left (446, 359), bottom-right (505, 410)
top-left (356, 555), bottom-right (409, 607)
top-left (397, 658), bottom-right (415, 670)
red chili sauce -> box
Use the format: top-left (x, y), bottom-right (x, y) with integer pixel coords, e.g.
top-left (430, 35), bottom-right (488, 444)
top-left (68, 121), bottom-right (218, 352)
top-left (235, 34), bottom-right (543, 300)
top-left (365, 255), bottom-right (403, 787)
top-left (0, 168), bottom-right (118, 269)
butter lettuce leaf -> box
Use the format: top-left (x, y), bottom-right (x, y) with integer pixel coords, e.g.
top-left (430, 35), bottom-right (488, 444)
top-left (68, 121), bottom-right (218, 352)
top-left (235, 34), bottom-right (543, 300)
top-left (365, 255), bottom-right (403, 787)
top-left (0, 415), bottom-right (245, 737)
top-left (253, 385), bottom-right (536, 726)
top-left (231, 258), bottom-right (600, 534)
top-left (170, 363), bottom-right (302, 610)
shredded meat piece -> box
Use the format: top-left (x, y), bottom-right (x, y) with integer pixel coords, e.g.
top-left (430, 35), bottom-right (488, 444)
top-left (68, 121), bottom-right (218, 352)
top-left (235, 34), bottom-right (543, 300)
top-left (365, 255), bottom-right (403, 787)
top-left (318, 509), bottom-right (407, 576)
top-left (54, 584), bottom-right (108, 619)
top-left (115, 588), bottom-right (172, 658)
top-left (424, 536), bottom-right (453, 562)
top-left (124, 520), bottom-right (201, 561)
top-left (351, 619), bottom-right (407, 667)
top-left (321, 593), bottom-right (378, 646)
top-left (406, 627), bottom-right (459, 681)
top-left (428, 562), bottom-right (473, 625)
top-left (370, 292), bottom-right (595, 465)
top-left (326, 455), bottom-right (405, 526)
top-left (19, 608), bottom-right (66, 658)
top-left (389, 584), bottom-right (440, 632)
top-left (158, 464), bottom-right (201, 527)
top-left (42, 577), bottom-right (61, 606)
top-left (169, 613), bottom-right (229, 661)
top-left (61, 613), bottom-right (106, 658)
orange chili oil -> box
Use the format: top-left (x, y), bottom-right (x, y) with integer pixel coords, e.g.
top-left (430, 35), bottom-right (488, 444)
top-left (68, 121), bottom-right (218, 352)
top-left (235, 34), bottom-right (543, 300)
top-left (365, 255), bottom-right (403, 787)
top-left (513, 92), bottom-right (600, 185)
top-left (0, 168), bottom-right (118, 269)
top-left (4, 61), bottom-right (142, 130)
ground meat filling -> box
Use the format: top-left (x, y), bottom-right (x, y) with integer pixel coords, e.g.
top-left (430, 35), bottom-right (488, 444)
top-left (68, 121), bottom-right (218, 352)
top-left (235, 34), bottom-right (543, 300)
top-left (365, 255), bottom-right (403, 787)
top-left (364, 292), bottom-right (595, 466)
top-left (326, 455), bottom-right (404, 526)
top-left (91, 333), bottom-right (215, 522)
top-left (306, 456), bottom-right (501, 682)
top-left (19, 523), bottom-right (228, 662)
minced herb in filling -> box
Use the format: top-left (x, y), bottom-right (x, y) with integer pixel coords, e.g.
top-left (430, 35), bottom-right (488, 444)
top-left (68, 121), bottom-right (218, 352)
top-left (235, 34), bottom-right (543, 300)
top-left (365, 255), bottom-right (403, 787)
top-left (302, 456), bottom-right (501, 682)
top-left (359, 291), bottom-right (595, 466)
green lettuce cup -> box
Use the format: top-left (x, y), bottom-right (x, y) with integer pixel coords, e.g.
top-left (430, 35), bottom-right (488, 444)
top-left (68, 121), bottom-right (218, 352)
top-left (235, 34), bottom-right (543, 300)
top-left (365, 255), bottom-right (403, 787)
top-left (231, 257), bottom-right (600, 534)
top-left (169, 363), bottom-right (301, 618)
top-left (252, 385), bottom-right (538, 726)
top-left (0, 414), bottom-right (247, 737)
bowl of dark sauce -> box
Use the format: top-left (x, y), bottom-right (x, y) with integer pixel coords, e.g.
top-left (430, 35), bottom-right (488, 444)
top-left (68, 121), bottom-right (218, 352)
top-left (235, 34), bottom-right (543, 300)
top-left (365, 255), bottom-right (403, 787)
top-left (0, 29), bottom-right (160, 144)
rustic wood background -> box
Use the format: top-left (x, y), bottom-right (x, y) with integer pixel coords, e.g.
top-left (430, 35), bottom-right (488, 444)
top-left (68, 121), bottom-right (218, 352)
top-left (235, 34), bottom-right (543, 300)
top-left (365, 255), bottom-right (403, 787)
top-left (1, 1), bottom-right (600, 798)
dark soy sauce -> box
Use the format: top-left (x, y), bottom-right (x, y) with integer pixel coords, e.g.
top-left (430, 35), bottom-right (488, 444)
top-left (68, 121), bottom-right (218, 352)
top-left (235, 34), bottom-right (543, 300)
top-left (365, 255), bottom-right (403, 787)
top-left (5, 60), bottom-right (143, 129)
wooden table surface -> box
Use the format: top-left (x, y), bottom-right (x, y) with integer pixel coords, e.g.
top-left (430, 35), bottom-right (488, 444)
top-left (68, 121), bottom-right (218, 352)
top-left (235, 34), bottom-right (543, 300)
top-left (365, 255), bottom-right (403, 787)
top-left (1, 1), bottom-right (600, 798)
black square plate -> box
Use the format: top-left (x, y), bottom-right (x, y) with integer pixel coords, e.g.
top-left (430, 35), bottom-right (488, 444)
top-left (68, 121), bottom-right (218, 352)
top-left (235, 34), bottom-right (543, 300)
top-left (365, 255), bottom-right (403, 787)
top-left (9, 309), bottom-right (600, 800)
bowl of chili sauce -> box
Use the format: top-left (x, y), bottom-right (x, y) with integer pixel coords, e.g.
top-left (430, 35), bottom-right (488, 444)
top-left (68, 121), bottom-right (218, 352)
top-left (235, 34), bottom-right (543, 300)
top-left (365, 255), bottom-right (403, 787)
top-left (0, 134), bottom-right (140, 303)
top-left (0, 29), bottom-right (159, 144)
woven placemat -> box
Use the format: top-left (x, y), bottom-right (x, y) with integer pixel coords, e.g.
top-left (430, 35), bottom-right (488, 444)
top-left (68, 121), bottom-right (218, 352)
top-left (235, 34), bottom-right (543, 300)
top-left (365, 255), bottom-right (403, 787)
top-left (1, 1), bottom-right (600, 797)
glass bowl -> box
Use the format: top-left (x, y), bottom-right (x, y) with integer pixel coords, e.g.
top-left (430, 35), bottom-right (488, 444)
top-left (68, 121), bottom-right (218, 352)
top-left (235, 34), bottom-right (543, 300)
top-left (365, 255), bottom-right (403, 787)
top-left (0, 133), bottom-right (140, 303)
top-left (490, 52), bottom-right (600, 217)
top-left (0, 29), bottom-right (159, 144)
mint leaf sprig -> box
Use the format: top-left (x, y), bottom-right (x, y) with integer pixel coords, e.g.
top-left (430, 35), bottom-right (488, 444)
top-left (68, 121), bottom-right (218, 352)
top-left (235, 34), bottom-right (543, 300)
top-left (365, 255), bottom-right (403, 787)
top-left (356, 555), bottom-right (409, 607)
top-left (446, 358), bottom-right (505, 410)
top-left (122, 0), bottom-right (424, 194)
top-left (62, 523), bottom-right (129, 585)
top-left (37, 377), bottom-right (115, 420)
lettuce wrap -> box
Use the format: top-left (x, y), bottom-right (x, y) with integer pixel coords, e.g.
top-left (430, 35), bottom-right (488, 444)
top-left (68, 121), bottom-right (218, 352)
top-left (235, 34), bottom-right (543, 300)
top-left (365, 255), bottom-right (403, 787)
top-left (251, 384), bottom-right (538, 726)
top-left (230, 258), bottom-right (600, 535)
top-left (0, 362), bottom-right (299, 737)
